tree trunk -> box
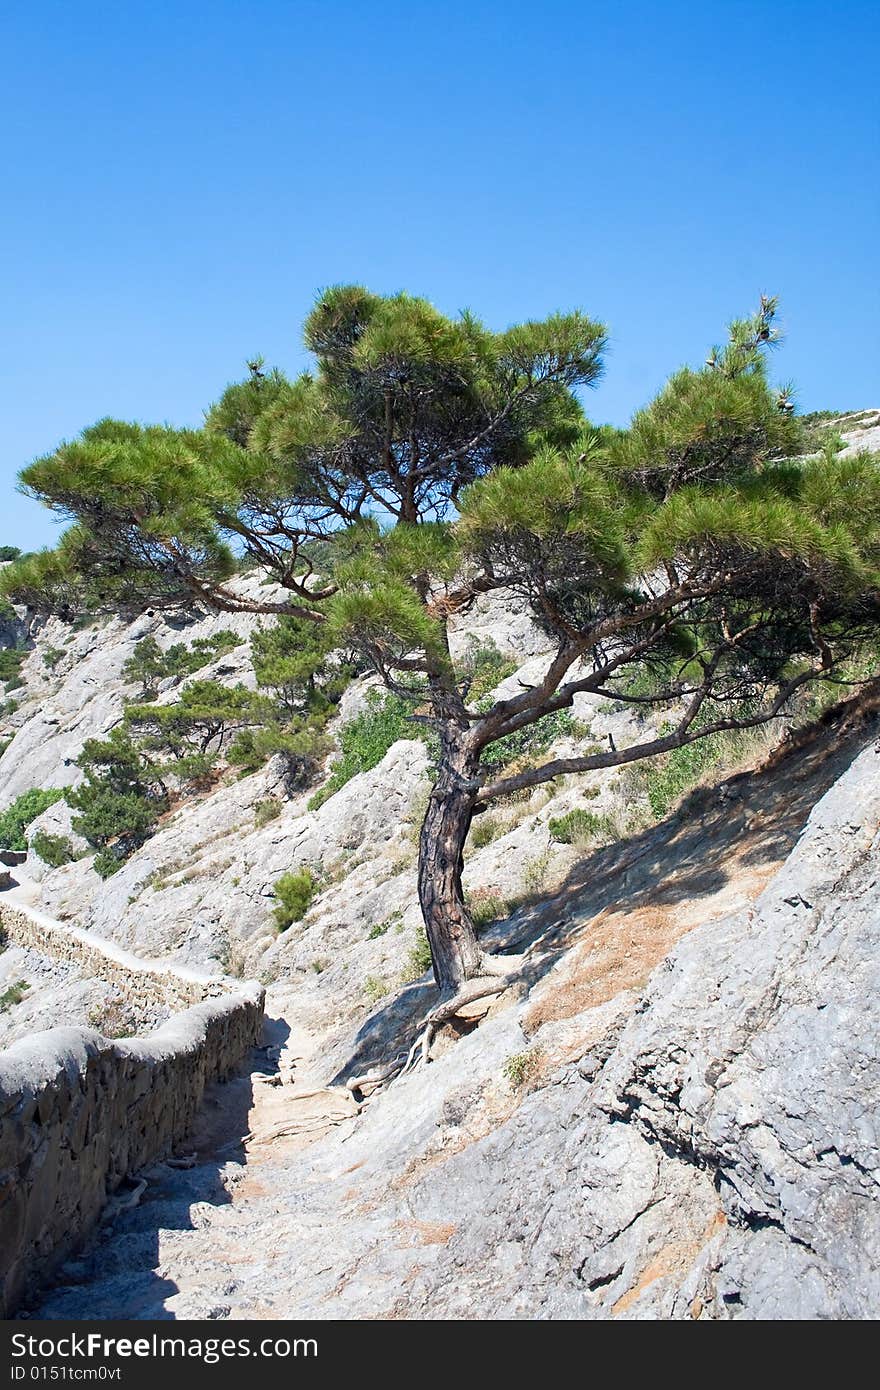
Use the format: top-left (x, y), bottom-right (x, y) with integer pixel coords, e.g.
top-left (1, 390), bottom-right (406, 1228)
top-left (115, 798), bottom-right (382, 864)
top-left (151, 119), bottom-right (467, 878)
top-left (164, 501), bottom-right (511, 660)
top-left (417, 749), bottom-right (483, 996)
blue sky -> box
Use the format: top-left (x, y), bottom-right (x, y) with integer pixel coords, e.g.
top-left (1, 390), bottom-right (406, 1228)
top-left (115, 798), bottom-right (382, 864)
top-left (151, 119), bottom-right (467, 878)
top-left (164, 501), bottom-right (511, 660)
top-left (2, 0), bottom-right (877, 550)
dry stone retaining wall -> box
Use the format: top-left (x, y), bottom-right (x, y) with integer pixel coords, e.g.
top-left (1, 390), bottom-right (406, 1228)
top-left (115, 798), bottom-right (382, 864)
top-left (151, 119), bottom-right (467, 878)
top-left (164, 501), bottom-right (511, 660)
top-left (0, 900), bottom-right (265, 1316)
top-left (0, 901), bottom-right (220, 1014)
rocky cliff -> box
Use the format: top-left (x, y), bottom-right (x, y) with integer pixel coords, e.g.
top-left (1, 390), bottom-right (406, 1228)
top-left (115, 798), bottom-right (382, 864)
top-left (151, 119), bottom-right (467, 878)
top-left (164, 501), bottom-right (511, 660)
top-left (11, 708), bottom-right (878, 1321)
top-left (1, 410), bottom-right (878, 1320)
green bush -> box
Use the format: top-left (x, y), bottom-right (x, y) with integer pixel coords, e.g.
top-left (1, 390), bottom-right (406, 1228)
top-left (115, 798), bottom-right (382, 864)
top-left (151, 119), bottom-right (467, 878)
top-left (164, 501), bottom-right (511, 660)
top-left (272, 867), bottom-right (317, 930)
top-left (402, 929), bottom-right (433, 979)
top-left (93, 847), bottom-right (124, 879)
top-left (0, 739), bottom-right (11, 761)
top-left (643, 719), bottom-right (755, 820)
top-left (548, 807), bottom-right (615, 845)
top-left (123, 631), bottom-right (240, 697)
top-left (0, 788), bottom-right (67, 851)
top-left (126, 680), bottom-right (272, 761)
top-left (363, 974), bottom-right (389, 1004)
top-left (368, 910), bottom-right (401, 939)
top-left (67, 728), bottom-right (165, 859)
top-left (251, 612), bottom-right (349, 711)
top-left (466, 888), bottom-right (509, 928)
top-left (470, 813), bottom-right (504, 848)
top-left (460, 637), bottom-right (518, 703)
top-left (30, 830), bottom-right (75, 867)
top-left (309, 690), bottom-right (432, 809)
top-left (503, 1048), bottom-right (541, 1088)
top-left (480, 708), bottom-right (576, 769)
top-left (227, 718), bottom-right (329, 782)
top-left (522, 849), bottom-right (553, 893)
top-left (0, 546), bottom-right (22, 563)
top-left (42, 647), bottom-right (64, 670)
top-left (0, 980), bottom-right (29, 1012)
top-left (0, 648), bottom-right (26, 686)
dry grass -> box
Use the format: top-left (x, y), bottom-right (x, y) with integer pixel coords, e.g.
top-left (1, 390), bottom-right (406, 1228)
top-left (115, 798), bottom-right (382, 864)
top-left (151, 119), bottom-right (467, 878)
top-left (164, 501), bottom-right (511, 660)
top-left (523, 696), bottom-right (880, 1037)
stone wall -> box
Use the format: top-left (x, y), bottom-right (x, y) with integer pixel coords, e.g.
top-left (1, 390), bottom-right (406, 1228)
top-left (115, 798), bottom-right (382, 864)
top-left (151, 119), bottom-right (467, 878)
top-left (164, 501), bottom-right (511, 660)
top-left (0, 901), bottom-right (222, 1016)
top-left (0, 981), bottom-right (265, 1316)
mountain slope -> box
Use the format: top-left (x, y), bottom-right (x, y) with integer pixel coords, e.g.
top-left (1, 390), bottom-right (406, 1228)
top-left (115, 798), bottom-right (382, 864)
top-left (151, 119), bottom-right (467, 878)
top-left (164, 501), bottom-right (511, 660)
top-left (20, 701), bottom-right (880, 1319)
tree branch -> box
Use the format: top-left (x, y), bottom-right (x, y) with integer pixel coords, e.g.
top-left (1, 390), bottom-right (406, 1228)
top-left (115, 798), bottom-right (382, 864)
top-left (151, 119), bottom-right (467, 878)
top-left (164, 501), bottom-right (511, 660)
top-left (475, 667), bottom-right (818, 800)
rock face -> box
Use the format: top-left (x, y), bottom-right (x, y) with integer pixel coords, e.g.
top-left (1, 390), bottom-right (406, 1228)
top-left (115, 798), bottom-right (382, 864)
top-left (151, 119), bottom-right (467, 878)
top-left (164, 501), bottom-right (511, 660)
top-left (837, 408), bottom-right (880, 458)
top-left (17, 724), bottom-right (880, 1322)
top-left (400, 739), bottom-right (880, 1319)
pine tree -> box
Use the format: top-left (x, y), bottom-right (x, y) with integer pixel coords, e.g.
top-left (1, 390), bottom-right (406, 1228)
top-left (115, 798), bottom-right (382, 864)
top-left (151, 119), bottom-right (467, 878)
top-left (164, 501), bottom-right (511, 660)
top-left (250, 612), bottom-right (351, 712)
top-left (8, 290), bottom-right (880, 1035)
top-left (67, 728), bottom-right (166, 874)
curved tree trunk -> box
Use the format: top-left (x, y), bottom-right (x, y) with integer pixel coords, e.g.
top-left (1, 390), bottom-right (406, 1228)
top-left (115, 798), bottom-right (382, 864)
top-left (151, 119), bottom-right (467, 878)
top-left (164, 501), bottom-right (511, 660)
top-left (417, 747), bottom-right (483, 997)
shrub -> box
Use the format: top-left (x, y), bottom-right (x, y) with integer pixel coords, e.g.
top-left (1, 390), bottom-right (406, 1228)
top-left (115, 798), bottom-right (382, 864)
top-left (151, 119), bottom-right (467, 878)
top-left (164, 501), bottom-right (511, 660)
top-left (67, 728), bottom-right (165, 856)
top-left (251, 612), bottom-right (350, 711)
top-left (643, 718), bottom-right (755, 820)
top-left (93, 847), bottom-right (124, 879)
top-left (254, 796), bottom-right (282, 828)
top-left (522, 849), bottom-right (553, 894)
top-left (0, 648), bottom-right (26, 686)
top-left (272, 867), bottom-right (317, 930)
top-left (123, 631), bottom-right (241, 697)
top-left (503, 1048), bottom-right (542, 1088)
top-left (0, 546), bottom-right (22, 563)
top-left (363, 974), bottom-right (389, 1004)
top-left (460, 637), bottom-right (518, 703)
top-left (309, 689), bottom-right (433, 809)
top-left (0, 739), bottom-right (11, 761)
top-left (126, 679), bottom-right (272, 761)
top-left (470, 813), bottom-right (504, 849)
top-left (368, 911), bottom-right (401, 939)
top-left (466, 887), bottom-right (509, 928)
top-left (480, 708), bottom-right (577, 770)
top-left (402, 929), bottom-right (433, 980)
top-left (0, 788), bottom-right (67, 851)
top-left (0, 980), bottom-right (29, 1012)
top-left (31, 830), bottom-right (75, 867)
top-left (548, 807), bottom-right (615, 845)
top-left (42, 648), bottom-right (64, 670)
top-left (227, 719), bottom-right (329, 782)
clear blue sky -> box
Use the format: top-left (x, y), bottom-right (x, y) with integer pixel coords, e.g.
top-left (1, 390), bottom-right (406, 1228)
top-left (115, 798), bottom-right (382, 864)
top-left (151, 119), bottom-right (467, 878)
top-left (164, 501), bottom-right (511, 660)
top-left (2, 0), bottom-right (877, 550)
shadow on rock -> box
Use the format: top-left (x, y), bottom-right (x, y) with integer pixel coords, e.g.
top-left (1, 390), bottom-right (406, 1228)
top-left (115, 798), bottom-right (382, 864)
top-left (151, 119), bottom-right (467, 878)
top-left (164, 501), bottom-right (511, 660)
top-left (22, 1020), bottom-right (284, 1321)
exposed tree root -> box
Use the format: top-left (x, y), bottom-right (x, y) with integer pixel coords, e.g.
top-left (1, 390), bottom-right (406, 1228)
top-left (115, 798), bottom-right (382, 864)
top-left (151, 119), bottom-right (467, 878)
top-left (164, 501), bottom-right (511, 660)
top-left (347, 931), bottom-right (558, 1096)
top-left (247, 1114), bottom-right (357, 1146)
top-left (102, 1178), bottom-right (147, 1223)
top-left (345, 1057), bottom-right (408, 1095)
